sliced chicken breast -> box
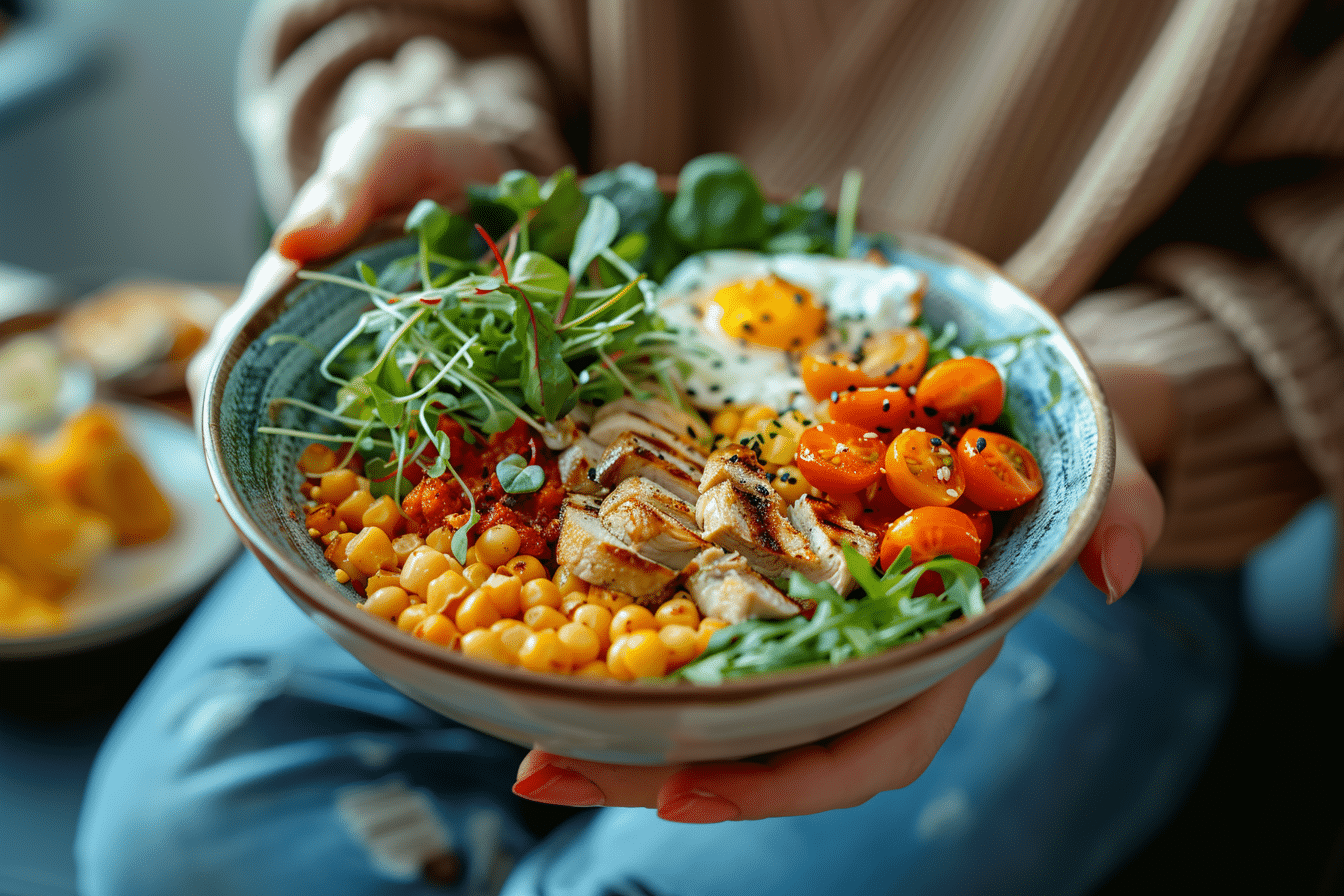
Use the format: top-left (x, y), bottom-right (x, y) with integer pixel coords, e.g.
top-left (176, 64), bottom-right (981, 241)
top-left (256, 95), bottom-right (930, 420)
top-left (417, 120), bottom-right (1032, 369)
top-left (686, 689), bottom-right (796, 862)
top-left (554, 494), bottom-right (677, 597)
top-left (599, 477), bottom-right (709, 569)
top-left (682, 547), bottom-right (801, 624)
top-left (788, 495), bottom-right (881, 594)
top-left (593, 431), bottom-right (702, 504)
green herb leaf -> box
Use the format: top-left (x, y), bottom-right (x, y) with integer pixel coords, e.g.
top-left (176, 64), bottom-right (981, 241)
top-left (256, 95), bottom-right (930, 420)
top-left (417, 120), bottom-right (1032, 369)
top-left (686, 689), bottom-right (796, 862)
top-left (667, 154), bottom-right (767, 249)
top-left (569, 195), bottom-right (620, 283)
top-left (495, 453), bottom-right (546, 494)
top-left (450, 509), bottom-right (478, 566)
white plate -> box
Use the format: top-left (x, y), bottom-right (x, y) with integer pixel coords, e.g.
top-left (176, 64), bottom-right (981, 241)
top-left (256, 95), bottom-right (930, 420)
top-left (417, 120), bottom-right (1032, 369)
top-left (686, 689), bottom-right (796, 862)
top-left (0, 402), bottom-right (240, 659)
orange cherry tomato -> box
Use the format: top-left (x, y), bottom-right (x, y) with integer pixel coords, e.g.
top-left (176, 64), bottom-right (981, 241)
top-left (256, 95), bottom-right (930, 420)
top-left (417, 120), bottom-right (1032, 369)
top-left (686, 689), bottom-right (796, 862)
top-left (827, 385), bottom-right (914, 437)
top-left (799, 327), bottom-right (929, 401)
top-left (794, 423), bottom-right (885, 496)
top-left (883, 428), bottom-right (964, 508)
top-left (958, 427), bottom-right (1043, 511)
top-left (912, 357), bottom-right (1005, 436)
top-left (879, 506), bottom-right (982, 570)
top-left (834, 476), bottom-right (910, 534)
top-left (952, 496), bottom-right (994, 546)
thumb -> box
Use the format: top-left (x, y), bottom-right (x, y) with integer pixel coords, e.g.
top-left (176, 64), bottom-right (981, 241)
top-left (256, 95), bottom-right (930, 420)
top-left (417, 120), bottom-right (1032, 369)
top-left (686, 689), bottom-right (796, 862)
top-left (1076, 364), bottom-right (1170, 602)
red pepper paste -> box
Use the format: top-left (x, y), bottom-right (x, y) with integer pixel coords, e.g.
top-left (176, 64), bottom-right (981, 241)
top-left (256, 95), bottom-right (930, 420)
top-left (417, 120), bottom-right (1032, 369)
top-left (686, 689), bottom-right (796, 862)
top-left (401, 417), bottom-right (565, 559)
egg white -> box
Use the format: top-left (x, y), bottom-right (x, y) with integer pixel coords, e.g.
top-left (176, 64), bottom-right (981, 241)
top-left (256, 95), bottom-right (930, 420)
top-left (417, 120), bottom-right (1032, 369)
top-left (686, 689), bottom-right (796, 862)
top-left (657, 251), bottom-right (925, 412)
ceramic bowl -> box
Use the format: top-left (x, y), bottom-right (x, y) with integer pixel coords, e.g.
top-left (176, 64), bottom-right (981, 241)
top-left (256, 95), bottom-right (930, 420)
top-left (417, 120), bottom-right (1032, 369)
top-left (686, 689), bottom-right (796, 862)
top-left (200, 231), bottom-right (1113, 765)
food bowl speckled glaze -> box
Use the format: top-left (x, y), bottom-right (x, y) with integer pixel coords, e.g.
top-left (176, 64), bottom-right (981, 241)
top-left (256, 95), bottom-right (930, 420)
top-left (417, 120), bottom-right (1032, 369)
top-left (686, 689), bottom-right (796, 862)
top-left (200, 231), bottom-right (1113, 765)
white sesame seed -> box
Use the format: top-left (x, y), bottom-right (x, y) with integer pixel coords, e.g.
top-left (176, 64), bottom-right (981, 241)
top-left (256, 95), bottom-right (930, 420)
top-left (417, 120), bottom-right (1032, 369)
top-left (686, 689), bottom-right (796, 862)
top-left (946, 488), bottom-right (959, 497)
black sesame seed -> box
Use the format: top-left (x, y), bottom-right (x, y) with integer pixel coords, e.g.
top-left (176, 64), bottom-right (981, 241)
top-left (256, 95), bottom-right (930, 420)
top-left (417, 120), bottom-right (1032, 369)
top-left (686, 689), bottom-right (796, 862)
top-left (882, 399), bottom-right (891, 412)
top-left (793, 292), bottom-right (805, 305)
top-left (846, 385), bottom-right (857, 392)
top-left (586, 468), bottom-right (597, 481)
top-left (761, 312), bottom-right (773, 323)
top-left (741, 322), bottom-right (754, 333)
top-left (709, 384), bottom-right (721, 392)
top-left (930, 437), bottom-right (942, 446)
top-left (687, 425), bottom-right (696, 436)
top-left (923, 406), bottom-right (938, 417)
top-left (976, 437), bottom-right (987, 452)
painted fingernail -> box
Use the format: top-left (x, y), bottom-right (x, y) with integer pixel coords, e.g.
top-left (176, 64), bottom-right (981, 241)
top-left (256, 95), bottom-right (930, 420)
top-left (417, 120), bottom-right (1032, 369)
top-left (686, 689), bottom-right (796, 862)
top-left (512, 764), bottom-right (605, 807)
top-left (658, 790), bottom-right (741, 824)
top-left (1101, 525), bottom-right (1144, 604)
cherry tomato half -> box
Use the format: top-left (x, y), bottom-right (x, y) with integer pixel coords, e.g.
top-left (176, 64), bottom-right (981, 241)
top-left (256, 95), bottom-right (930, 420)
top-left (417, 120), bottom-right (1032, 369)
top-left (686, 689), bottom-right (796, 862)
top-left (883, 428), bottom-right (964, 508)
top-left (794, 422), bottom-right (886, 496)
top-left (958, 427), bottom-right (1043, 511)
top-left (827, 385), bottom-right (914, 436)
top-left (952, 495), bottom-right (995, 546)
top-left (879, 506), bottom-right (982, 570)
top-left (913, 357), bottom-right (1005, 436)
top-left (799, 327), bottom-right (929, 401)
top-left (833, 475), bottom-right (911, 535)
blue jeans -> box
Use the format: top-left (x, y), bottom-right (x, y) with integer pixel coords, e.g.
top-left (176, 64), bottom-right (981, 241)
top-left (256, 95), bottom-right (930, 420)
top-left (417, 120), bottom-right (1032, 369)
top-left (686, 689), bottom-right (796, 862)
top-left (76, 554), bottom-right (1244, 896)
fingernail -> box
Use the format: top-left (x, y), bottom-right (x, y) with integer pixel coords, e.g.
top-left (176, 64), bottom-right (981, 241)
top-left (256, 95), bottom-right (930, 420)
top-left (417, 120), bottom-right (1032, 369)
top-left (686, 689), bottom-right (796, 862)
top-left (658, 790), bottom-right (741, 824)
top-left (1101, 525), bottom-right (1144, 604)
top-left (512, 764), bottom-right (605, 807)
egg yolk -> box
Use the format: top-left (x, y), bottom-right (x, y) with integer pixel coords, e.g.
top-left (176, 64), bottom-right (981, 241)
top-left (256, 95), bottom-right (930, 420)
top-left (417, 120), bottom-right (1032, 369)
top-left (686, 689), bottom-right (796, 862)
top-left (710, 275), bottom-right (826, 351)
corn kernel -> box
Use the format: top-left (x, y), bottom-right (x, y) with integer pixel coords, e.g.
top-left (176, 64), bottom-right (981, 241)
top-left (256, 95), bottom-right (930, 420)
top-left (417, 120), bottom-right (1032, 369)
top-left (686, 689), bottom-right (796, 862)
top-left (366, 570), bottom-right (402, 594)
top-left (362, 586), bottom-right (410, 620)
top-left (518, 630), bottom-right (573, 674)
top-left (298, 443), bottom-right (339, 476)
top-left (475, 524), bottom-right (521, 568)
top-left (455, 590), bottom-right (502, 632)
top-left (586, 586), bottom-right (632, 613)
top-left (557, 621), bottom-right (600, 666)
top-left (400, 547), bottom-right (454, 598)
top-left (658, 624), bottom-right (699, 669)
top-left (573, 659), bottom-right (613, 679)
top-left (347, 525), bottom-right (397, 576)
top-left (571, 603), bottom-right (613, 651)
top-left (415, 613), bottom-right (460, 647)
top-left (425, 526), bottom-right (455, 553)
top-left (318, 468), bottom-right (360, 505)
top-left (425, 569), bottom-right (472, 616)
top-left (478, 573), bottom-right (522, 618)
top-left (305, 504), bottom-right (342, 536)
top-left (552, 566), bottom-right (588, 597)
top-left (460, 628), bottom-right (509, 664)
top-left (604, 636), bottom-right (635, 681)
top-left (609, 604), bottom-right (656, 642)
top-left (710, 408), bottom-right (742, 437)
top-left (337, 489), bottom-right (376, 532)
top-left (740, 404), bottom-right (776, 429)
top-left (523, 605), bottom-right (569, 631)
top-left (501, 554), bottom-right (547, 582)
top-left (759, 433), bottom-right (797, 467)
top-left (492, 619), bottom-right (532, 660)
top-left (361, 494), bottom-right (404, 538)
top-left (391, 532), bottom-right (426, 564)
top-left (772, 464), bottom-right (810, 503)
top-left (396, 603), bottom-right (432, 633)
top-left (653, 596), bottom-right (700, 629)
top-left (696, 617), bottom-right (730, 653)
top-left (621, 630), bottom-right (670, 678)
top-left (323, 532), bottom-right (360, 582)
top-left (560, 592), bottom-right (588, 618)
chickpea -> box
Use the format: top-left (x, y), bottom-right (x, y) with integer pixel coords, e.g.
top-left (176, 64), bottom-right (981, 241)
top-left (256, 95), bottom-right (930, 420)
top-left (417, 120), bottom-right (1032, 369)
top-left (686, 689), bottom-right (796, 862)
top-left (621, 630), bottom-right (670, 678)
top-left (520, 578), bottom-right (562, 612)
top-left (654, 595), bottom-right (700, 629)
top-left (518, 630), bottom-right (574, 674)
top-left (609, 604), bottom-right (656, 642)
top-left (475, 524), bottom-right (521, 567)
top-left (501, 554), bottom-right (547, 582)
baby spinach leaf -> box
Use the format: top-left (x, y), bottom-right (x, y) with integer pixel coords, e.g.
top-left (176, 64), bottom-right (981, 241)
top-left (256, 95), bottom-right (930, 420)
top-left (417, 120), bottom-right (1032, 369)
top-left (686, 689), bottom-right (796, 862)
top-left (667, 153), bottom-right (767, 249)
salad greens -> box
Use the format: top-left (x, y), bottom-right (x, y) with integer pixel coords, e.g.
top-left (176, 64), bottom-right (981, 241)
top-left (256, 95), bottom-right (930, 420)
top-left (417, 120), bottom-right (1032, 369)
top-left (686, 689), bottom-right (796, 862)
top-left (674, 546), bottom-right (984, 683)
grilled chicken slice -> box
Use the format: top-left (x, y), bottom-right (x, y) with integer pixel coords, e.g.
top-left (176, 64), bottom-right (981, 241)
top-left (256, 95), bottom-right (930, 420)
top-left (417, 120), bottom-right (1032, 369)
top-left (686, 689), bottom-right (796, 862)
top-left (557, 435), bottom-right (607, 496)
top-left (788, 495), bottom-right (881, 594)
top-left (590, 395), bottom-right (713, 450)
top-left (554, 494), bottom-right (677, 597)
top-left (694, 446), bottom-right (827, 583)
top-left (593, 431), bottom-right (702, 504)
top-left (599, 477), bottom-right (709, 569)
top-left (682, 547), bottom-right (801, 624)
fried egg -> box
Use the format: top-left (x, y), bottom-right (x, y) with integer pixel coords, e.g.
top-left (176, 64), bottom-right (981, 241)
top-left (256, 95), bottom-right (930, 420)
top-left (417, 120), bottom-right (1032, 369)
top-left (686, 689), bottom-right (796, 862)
top-left (658, 251), bottom-right (926, 411)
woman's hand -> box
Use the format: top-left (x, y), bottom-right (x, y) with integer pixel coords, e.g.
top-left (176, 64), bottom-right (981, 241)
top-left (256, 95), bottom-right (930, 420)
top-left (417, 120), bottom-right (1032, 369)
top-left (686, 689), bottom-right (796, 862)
top-left (513, 639), bottom-right (1003, 823)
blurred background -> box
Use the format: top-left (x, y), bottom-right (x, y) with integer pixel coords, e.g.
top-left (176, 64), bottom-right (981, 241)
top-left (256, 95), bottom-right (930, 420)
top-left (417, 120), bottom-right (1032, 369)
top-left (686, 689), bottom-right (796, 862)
top-left (1, 2), bottom-right (1341, 895)
top-left (0, 0), bottom-right (259, 289)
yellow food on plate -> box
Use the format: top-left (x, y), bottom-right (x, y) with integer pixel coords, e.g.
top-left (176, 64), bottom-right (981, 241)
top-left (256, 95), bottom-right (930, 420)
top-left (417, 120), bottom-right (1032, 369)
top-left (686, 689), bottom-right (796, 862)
top-left (33, 405), bottom-right (175, 546)
top-left (0, 405), bottom-right (175, 636)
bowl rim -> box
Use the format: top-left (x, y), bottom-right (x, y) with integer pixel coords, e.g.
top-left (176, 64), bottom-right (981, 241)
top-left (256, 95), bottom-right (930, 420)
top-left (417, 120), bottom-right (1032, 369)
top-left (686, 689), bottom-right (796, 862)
top-left (200, 230), bottom-right (1115, 705)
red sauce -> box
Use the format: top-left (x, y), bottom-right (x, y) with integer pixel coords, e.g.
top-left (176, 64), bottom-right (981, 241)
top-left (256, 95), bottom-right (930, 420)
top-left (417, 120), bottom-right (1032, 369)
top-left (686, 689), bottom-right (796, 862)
top-left (401, 418), bottom-right (565, 558)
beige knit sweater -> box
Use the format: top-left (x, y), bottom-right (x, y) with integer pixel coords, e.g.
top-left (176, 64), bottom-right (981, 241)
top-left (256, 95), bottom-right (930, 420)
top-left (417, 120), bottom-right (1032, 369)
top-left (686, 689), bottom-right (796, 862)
top-left (236, 0), bottom-right (1344, 629)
